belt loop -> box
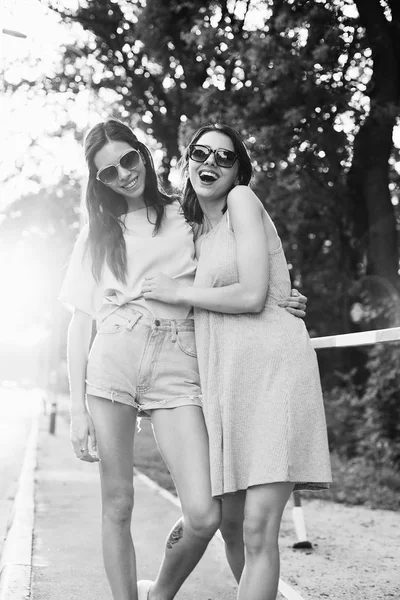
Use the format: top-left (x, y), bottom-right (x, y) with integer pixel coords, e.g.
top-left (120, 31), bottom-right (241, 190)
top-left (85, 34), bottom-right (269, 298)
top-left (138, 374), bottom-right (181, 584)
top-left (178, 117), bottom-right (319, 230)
top-left (171, 320), bottom-right (177, 343)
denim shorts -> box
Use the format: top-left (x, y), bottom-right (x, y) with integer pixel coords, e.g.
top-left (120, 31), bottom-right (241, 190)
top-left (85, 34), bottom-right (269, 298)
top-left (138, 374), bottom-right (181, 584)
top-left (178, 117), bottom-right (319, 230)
top-left (86, 305), bottom-right (202, 416)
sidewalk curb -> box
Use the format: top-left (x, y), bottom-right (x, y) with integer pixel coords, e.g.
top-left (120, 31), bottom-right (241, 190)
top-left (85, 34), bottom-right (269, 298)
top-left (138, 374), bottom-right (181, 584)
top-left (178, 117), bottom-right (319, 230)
top-left (0, 402), bottom-right (41, 600)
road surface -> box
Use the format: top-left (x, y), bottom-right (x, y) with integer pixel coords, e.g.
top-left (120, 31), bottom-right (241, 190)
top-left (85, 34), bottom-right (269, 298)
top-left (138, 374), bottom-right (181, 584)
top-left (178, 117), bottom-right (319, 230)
top-left (0, 386), bottom-right (43, 558)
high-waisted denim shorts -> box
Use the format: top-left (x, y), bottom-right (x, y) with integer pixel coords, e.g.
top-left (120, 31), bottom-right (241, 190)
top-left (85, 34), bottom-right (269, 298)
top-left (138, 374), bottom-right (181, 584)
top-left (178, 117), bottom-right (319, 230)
top-left (86, 305), bottom-right (202, 416)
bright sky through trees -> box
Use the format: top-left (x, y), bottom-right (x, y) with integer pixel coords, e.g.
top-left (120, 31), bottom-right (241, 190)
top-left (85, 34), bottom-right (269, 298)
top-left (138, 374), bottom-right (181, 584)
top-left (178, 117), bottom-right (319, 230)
top-left (1, 1), bottom-right (82, 352)
top-left (0, 0), bottom-right (162, 356)
top-left (2, 0), bottom-right (170, 208)
top-left (2, 0), bottom-right (105, 208)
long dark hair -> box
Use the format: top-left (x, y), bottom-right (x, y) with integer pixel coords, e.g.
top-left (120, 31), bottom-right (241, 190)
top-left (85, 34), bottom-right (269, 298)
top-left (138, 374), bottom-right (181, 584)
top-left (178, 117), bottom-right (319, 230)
top-left (180, 123), bottom-right (253, 224)
top-left (84, 119), bottom-right (173, 282)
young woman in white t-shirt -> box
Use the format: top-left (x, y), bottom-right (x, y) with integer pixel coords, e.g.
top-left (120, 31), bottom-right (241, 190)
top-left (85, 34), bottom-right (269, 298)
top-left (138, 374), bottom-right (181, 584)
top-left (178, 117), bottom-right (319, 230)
top-left (60, 119), bottom-right (306, 600)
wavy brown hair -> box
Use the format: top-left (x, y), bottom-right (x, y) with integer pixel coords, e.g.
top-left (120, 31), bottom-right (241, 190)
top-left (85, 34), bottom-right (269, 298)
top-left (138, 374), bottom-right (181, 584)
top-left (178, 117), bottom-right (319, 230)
top-left (180, 123), bottom-right (253, 224)
top-left (84, 119), bottom-right (173, 282)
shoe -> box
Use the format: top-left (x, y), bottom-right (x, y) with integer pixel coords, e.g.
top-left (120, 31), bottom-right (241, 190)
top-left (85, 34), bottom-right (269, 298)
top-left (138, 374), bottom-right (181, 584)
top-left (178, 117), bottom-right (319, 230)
top-left (137, 580), bottom-right (153, 600)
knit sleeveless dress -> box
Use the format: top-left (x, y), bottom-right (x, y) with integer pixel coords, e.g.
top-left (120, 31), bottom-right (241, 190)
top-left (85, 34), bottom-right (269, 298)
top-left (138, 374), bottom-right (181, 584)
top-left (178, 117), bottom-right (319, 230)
top-left (194, 213), bottom-right (332, 497)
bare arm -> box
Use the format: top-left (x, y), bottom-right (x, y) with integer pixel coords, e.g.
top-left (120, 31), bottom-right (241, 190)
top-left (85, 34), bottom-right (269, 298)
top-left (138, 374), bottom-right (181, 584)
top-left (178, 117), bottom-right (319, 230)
top-left (68, 309), bottom-right (99, 462)
top-left (143, 186), bottom-right (270, 314)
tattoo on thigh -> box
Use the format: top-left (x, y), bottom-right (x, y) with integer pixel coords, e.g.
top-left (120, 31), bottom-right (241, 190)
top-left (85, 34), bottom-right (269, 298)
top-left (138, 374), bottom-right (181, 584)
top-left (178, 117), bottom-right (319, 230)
top-left (166, 521), bottom-right (184, 549)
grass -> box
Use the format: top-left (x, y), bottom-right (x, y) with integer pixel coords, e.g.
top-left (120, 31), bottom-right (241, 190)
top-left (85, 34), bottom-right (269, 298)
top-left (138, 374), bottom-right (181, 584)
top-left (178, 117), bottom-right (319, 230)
top-left (134, 417), bottom-right (176, 493)
top-left (134, 419), bottom-right (400, 511)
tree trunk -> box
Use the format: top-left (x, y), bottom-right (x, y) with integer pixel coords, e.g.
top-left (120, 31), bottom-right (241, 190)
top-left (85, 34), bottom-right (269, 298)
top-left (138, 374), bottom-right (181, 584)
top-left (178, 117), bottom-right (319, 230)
top-left (348, 0), bottom-right (400, 324)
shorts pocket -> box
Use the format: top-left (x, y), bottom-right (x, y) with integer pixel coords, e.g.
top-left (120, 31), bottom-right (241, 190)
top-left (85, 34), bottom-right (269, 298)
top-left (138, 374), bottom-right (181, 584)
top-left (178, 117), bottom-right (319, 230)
top-left (97, 313), bottom-right (131, 335)
top-left (176, 331), bottom-right (197, 358)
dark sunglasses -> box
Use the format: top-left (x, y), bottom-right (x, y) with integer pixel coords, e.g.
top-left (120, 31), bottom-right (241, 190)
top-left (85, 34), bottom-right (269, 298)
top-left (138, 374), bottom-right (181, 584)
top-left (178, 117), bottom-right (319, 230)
top-left (188, 144), bottom-right (239, 168)
top-left (96, 149), bottom-right (141, 184)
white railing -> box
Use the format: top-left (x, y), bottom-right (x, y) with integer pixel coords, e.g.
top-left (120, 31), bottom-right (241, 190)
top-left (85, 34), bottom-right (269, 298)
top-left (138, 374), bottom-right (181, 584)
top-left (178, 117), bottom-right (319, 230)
top-left (292, 326), bottom-right (400, 549)
top-left (311, 326), bottom-right (400, 349)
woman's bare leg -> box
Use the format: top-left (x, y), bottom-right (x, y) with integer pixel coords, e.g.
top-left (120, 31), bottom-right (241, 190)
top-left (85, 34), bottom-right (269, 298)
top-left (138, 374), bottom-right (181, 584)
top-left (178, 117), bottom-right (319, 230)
top-left (238, 482), bottom-right (294, 600)
top-left (219, 491), bottom-right (246, 582)
top-left (87, 395), bottom-right (138, 600)
top-left (149, 406), bottom-right (221, 600)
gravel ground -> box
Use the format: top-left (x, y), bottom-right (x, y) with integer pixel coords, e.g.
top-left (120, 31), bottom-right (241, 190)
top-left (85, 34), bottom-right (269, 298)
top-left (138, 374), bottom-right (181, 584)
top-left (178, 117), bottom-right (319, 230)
top-left (278, 498), bottom-right (399, 599)
top-left (134, 415), bottom-right (399, 600)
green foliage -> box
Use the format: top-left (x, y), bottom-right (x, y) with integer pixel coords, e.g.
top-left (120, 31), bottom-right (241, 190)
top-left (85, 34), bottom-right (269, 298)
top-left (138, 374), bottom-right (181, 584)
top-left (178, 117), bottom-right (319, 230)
top-left (303, 453), bottom-right (400, 511)
top-left (360, 343), bottom-right (400, 465)
top-left (324, 370), bottom-right (365, 460)
top-left (323, 341), bottom-right (400, 471)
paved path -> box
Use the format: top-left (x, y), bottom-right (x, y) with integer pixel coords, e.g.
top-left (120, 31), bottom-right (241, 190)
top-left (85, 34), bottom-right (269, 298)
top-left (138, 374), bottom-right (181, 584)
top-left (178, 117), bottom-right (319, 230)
top-left (29, 405), bottom-right (307, 600)
top-left (31, 410), bottom-right (238, 600)
top-left (0, 388), bottom-right (42, 558)
top-left (0, 396), bottom-right (308, 600)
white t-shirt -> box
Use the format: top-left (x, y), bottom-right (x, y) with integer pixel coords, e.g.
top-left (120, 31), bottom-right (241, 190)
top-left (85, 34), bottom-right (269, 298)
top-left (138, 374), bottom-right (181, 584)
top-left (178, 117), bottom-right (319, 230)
top-left (59, 201), bottom-right (196, 320)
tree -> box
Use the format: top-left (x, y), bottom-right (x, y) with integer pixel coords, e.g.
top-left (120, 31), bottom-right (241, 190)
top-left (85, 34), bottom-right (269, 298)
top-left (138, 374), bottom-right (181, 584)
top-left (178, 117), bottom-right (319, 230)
top-left (348, 0), bottom-right (400, 325)
top-left (38, 0), bottom-right (216, 183)
top-left (33, 0), bottom-right (399, 333)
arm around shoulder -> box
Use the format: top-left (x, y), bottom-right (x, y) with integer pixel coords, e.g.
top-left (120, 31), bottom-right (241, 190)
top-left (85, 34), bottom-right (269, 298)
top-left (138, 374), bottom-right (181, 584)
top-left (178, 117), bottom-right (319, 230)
top-left (175, 186), bottom-right (269, 314)
top-left (226, 186), bottom-right (270, 312)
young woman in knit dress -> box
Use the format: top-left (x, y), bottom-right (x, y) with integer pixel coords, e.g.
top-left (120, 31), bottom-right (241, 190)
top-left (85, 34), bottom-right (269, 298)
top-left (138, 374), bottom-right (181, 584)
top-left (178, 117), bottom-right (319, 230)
top-left (59, 119), bottom-right (307, 600)
top-left (143, 123), bottom-right (332, 600)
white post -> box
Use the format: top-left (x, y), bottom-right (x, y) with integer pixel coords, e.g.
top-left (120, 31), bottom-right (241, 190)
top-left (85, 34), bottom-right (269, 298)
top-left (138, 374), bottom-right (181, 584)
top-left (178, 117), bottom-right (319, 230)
top-left (292, 491), bottom-right (312, 549)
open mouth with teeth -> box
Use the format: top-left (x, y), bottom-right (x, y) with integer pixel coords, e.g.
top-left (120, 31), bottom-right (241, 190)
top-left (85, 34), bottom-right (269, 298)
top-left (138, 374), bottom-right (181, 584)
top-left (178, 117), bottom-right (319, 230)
top-left (122, 174), bottom-right (139, 190)
top-left (199, 170), bottom-right (219, 184)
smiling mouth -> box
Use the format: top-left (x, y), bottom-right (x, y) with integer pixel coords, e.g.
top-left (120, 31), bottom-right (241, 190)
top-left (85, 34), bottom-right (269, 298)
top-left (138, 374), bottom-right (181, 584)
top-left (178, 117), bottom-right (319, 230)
top-left (122, 174), bottom-right (139, 190)
top-left (199, 170), bottom-right (219, 184)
